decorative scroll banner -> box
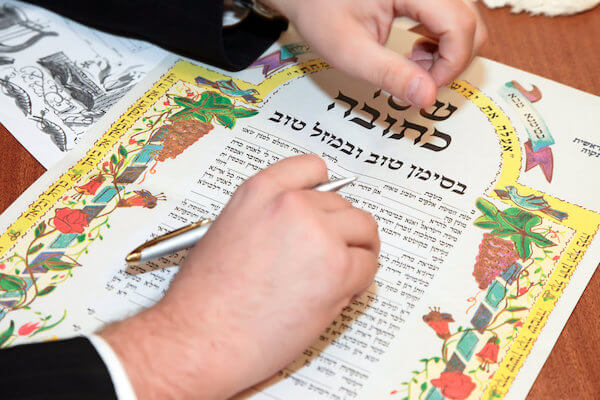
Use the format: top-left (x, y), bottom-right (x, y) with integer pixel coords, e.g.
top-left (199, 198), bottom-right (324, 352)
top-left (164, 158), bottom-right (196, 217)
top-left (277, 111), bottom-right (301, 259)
top-left (499, 81), bottom-right (554, 152)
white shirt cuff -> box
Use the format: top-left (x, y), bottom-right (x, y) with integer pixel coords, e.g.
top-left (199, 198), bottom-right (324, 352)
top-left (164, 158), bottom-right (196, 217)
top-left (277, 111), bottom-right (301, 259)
top-left (87, 334), bottom-right (138, 400)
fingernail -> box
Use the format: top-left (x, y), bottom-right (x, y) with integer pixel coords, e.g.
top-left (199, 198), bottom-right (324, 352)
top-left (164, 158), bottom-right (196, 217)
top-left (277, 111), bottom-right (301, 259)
top-left (407, 76), bottom-right (425, 107)
top-left (415, 58), bottom-right (434, 71)
top-left (410, 48), bottom-right (434, 63)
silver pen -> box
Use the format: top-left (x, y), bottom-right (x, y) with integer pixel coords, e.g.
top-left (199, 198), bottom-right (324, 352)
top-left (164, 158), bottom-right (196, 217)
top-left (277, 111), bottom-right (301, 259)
top-left (125, 176), bottom-right (357, 265)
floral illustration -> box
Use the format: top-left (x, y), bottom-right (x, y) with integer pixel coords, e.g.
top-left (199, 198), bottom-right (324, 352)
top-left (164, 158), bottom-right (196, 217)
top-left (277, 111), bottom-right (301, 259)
top-left (431, 371), bottom-right (476, 400)
top-left (475, 337), bottom-right (499, 372)
top-left (53, 208), bottom-right (89, 234)
top-left (0, 79), bottom-right (260, 346)
top-left (74, 174), bottom-right (105, 199)
top-left (472, 198), bottom-right (555, 260)
top-left (423, 307), bottom-right (455, 340)
top-left (391, 197), bottom-right (570, 400)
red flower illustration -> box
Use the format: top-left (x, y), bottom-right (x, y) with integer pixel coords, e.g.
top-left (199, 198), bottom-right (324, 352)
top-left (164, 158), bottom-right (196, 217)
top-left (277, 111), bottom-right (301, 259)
top-left (519, 287), bottom-right (528, 295)
top-left (431, 371), bottom-right (476, 400)
top-left (75, 174), bottom-right (105, 196)
top-left (0, 263), bottom-right (4, 270)
top-left (476, 337), bottom-right (500, 371)
top-left (129, 138), bottom-right (137, 145)
top-left (514, 321), bottom-right (524, 328)
top-left (53, 208), bottom-right (89, 234)
top-left (423, 307), bottom-right (454, 340)
top-left (18, 321), bottom-right (41, 336)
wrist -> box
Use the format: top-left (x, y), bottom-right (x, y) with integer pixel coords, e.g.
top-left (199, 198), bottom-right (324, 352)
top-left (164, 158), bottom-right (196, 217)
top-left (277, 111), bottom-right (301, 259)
top-left (99, 303), bottom-right (238, 399)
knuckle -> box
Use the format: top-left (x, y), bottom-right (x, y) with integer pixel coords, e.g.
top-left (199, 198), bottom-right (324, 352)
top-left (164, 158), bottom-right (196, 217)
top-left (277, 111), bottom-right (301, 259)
top-left (327, 244), bottom-right (352, 275)
top-left (369, 253), bottom-right (380, 274)
top-left (303, 153), bottom-right (328, 175)
top-left (357, 209), bottom-right (379, 235)
top-left (275, 190), bottom-right (305, 212)
top-left (240, 173), bottom-right (273, 194)
top-left (447, 8), bottom-right (476, 38)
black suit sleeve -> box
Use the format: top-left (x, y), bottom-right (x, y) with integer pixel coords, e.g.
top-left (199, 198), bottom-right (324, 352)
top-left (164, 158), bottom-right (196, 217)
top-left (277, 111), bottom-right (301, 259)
top-left (0, 337), bottom-right (117, 399)
top-left (23, 0), bottom-right (287, 70)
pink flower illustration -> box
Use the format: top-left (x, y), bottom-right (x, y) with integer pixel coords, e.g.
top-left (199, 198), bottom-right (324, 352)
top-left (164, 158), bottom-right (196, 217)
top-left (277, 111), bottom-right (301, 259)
top-left (18, 321), bottom-right (41, 336)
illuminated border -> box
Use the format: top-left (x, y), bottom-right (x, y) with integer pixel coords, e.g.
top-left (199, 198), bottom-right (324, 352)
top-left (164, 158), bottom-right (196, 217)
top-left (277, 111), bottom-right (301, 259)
top-left (450, 80), bottom-right (600, 399)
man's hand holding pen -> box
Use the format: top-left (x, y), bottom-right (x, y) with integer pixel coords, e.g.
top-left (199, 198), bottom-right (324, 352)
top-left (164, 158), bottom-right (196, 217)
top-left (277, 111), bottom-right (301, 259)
top-left (100, 154), bottom-right (381, 399)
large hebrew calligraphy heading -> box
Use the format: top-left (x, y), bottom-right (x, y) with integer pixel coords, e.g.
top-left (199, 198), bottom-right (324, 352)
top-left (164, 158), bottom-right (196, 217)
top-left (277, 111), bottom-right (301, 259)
top-left (266, 110), bottom-right (467, 196)
top-left (326, 89), bottom-right (456, 152)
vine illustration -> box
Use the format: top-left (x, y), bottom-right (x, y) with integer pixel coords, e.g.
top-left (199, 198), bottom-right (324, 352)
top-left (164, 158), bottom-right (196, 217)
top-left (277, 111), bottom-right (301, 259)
top-left (391, 197), bottom-right (568, 400)
top-left (0, 81), bottom-right (259, 345)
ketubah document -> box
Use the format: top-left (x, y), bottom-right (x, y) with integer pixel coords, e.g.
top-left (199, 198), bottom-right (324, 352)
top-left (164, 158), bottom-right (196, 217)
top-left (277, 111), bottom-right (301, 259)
top-left (0, 26), bottom-right (599, 400)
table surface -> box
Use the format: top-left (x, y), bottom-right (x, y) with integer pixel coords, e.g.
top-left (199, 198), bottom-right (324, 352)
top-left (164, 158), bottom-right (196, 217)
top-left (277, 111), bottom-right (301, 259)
top-left (0, 3), bottom-right (599, 399)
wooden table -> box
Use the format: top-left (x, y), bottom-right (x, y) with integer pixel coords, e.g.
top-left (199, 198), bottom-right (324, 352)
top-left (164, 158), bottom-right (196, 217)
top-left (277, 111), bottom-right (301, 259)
top-left (0, 3), bottom-right (598, 399)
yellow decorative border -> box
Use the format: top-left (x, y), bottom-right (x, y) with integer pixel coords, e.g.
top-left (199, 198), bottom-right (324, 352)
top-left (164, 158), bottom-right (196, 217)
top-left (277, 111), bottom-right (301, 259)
top-left (0, 58), bottom-right (332, 259)
top-left (450, 81), bottom-right (600, 399)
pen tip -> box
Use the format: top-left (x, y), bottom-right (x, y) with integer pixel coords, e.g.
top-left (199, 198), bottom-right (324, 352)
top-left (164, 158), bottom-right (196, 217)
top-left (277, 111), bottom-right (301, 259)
top-left (126, 251), bottom-right (141, 265)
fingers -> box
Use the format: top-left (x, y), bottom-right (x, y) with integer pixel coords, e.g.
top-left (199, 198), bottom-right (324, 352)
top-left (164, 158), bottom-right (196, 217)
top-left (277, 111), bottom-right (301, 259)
top-left (328, 208), bottom-right (380, 253)
top-left (463, 0), bottom-right (489, 54)
top-left (341, 35), bottom-right (438, 107)
top-left (345, 247), bottom-right (379, 296)
top-left (253, 154), bottom-right (329, 192)
top-left (399, 0), bottom-right (485, 87)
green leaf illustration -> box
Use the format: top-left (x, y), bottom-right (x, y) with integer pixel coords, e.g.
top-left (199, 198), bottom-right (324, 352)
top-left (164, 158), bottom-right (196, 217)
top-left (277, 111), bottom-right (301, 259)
top-left (0, 274), bottom-right (26, 292)
top-left (0, 321), bottom-right (15, 348)
top-left (34, 221), bottom-right (46, 238)
top-left (215, 113), bottom-right (235, 129)
top-left (231, 107), bottom-right (259, 119)
top-left (110, 154), bottom-right (118, 164)
top-left (43, 257), bottom-right (80, 271)
top-left (38, 285), bottom-right (56, 296)
top-left (29, 310), bottom-right (67, 338)
top-left (77, 234), bottom-right (86, 243)
top-left (474, 198), bottom-right (555, 259)
top-left (169, 91), bottom-right (258, 129)
top-left (27, 243), bottom-right (44, 255)
top-left (119, 145), bottom-right (128, 157)
top-left (507, 307), bottom-right (528, 312)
